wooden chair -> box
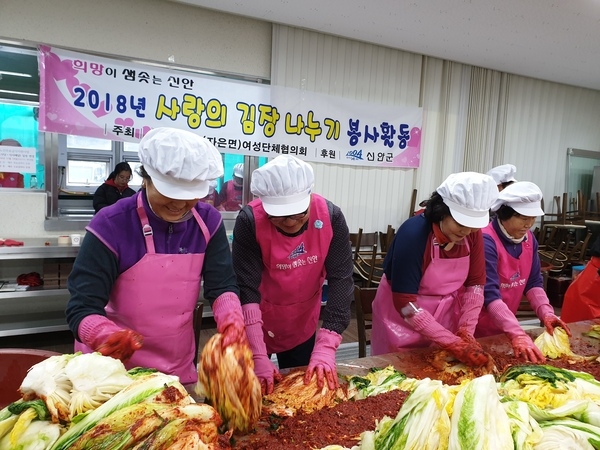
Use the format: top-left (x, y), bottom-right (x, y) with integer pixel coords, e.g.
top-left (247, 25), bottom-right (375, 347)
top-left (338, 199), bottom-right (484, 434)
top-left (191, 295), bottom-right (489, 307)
top-left (566, 231), bottom-right (593, 264)
top-left (409, 188), bottom-right (418, 219)
top-left (349, 228), bottom-right (379, 261)
top-left (378, 224), bottom-right (396, 253)
top-left (193, 302), bottom-right (204, 367)
top-left (539, 192), bottom-right (588, 251)
top-left (541, 194), bottom-right (567, 227)
top-left (538, 240), bottom-right (568, 273)
top-left (584, 192), bottom-right (600, 220)
top-left (353, 243), bottom-right (386, 287)
top-left (354, 285), bottom-right (377, 358)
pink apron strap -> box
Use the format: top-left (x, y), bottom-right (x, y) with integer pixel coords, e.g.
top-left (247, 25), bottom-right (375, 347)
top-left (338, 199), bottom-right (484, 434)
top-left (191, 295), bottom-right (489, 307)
top-left (136, 194), bottom-right (156, 254)
top-left (190, 207), bottom-right (211, 243)
top-left (136, 194), bottom-right (212, 253)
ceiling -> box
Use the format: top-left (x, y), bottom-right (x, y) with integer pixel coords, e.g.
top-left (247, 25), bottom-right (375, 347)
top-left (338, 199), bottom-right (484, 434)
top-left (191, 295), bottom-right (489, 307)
top-left (0, 45), bottom-right (39, 103)
top-left (173, 0), bottom-right (600, 92)
top-left (1, 0), bottom-right (599, 103)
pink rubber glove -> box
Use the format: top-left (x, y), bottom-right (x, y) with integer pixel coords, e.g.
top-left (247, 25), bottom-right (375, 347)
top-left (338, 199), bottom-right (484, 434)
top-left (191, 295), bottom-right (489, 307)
top-left (511, 334), bottom-right (545, 363)
top-left (486, 300), bottom-right (545, 363)
top-left (526, 287), bottom-right (572, 336)
top-left (405, 308), bottom-right (462, 348)
top-left (78, 314), bottom-right (144, 363)
top-left (304, 328), bottom-right (342, 390)
top-left (407, 309), bottom-right (490, 367)
top-left (212, 293), bottom-right (246, 347)
top-left (242, 303), bottom-right (281, 395)
top-left (456, 285), bottom-right (484, 336)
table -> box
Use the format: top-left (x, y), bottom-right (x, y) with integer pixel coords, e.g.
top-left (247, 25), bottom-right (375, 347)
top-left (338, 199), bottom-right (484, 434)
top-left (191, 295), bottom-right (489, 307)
top-left (539, 223), bottom-right (587, 247)
top-left (335, 320), bottom-right (598, 378)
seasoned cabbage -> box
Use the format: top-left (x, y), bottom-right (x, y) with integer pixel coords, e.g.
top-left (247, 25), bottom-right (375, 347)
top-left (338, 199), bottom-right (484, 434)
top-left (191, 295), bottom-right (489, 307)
top-left (197, 333), bottom-right (262, 433)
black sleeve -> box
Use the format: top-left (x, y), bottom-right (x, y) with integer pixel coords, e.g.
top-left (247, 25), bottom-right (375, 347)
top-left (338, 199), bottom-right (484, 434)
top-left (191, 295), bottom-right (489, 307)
top-left (201, 221), bottom-right (240, 305)
top-left (214, 182), bottom-right (227, 208)
top-left (231, 206), bottom-right (263, 305)
top-left (93, 184), bottom-right (109, 213)
top-left (321, 202), bottom-right (354, 335)
top-left (65, 232), bottom-right (119, 340)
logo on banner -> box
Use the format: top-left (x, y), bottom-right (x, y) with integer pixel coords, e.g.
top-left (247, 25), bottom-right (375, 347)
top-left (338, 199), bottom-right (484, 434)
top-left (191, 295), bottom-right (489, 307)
top-left (346, 149), bottom-right (364, 160)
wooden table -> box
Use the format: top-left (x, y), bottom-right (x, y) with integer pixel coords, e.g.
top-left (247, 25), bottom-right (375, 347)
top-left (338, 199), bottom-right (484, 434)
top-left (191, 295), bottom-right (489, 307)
top-left (335, 320), bottom-right (599, 378)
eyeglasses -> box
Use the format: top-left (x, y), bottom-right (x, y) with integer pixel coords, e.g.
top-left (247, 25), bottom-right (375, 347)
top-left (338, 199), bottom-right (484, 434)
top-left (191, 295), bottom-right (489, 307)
top-left (116, 174), bottom-right (133, 182)
top-left (513, 213), bottom-right (536, 223)
top-left (267, 209), bottom-right (309, 222)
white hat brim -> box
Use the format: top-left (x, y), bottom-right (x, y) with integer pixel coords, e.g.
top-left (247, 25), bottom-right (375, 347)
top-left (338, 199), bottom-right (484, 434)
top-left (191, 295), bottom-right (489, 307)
top-left (261, 191), bottom-right (311, 216)
top-left (510, 201), bottom-right (545, 217)
top-left (145, 164), bottom-right (209, 200)
top-left (444, 199), bottom-right (490, 228)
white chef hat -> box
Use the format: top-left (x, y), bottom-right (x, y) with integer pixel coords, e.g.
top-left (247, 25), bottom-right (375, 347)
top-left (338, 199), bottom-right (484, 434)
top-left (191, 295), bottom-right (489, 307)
top-left (491, 181), bottom-right (545, 216)
top-left (251, 155), bottom-right (314, 216)
top-left (486, 164), bottom-right (517, 185)
top-left (207, 179), bottom-right (218, 194)
top-left (233, 163), bottom-right (244, 179)
top-left (138, 127), bottom-right (223, 200)
top-left (436, 172), bottom-right (499, 228)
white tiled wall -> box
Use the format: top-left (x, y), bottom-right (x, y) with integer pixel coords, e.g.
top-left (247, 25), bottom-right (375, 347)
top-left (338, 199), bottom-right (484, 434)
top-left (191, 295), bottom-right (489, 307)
top-left (0, 191), bottom-right (73, 238)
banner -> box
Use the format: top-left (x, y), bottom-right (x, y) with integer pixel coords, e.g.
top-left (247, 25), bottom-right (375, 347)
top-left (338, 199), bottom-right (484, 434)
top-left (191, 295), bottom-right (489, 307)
top-left (39, 45), bottom-right (422, 168)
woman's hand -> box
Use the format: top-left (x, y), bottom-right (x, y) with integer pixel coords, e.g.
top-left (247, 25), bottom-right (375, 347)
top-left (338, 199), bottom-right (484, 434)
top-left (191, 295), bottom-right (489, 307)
top-left (97, 329), bottom-right (144, 362)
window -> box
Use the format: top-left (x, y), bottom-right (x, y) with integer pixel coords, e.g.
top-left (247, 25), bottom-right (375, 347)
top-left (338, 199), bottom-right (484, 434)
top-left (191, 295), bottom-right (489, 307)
top-left (0, 101), bottom-right (40, 189)
top-left (63, 136), bottom-right (114, 192)
top-left (66, 160), bottom-right (109, 186)
top-left (67, 135), bottom-right (112, 151)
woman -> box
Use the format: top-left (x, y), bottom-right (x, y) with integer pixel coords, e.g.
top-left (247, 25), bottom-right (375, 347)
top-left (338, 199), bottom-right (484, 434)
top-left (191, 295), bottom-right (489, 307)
top-left (561, 237), bottom-right (600, 322)
top-left (66, 128), bottom-right (245, 384)
top-left (93, 161), bottom-right (137, 212)
top-left (215, 162), bottom-right (244, 211)
top-left (475, 181), bottom-right (570, 362)
top-left (371, 172), bottom-right (498, 368)
top-left (232, 155), bottom-right (354, 394)
top-left (486, 164), bottom-right (517, 191)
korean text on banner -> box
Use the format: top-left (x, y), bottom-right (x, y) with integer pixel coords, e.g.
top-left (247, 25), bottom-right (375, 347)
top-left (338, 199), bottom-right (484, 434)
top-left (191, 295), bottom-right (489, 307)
top-left (38, 45), bottom-right (423, 168)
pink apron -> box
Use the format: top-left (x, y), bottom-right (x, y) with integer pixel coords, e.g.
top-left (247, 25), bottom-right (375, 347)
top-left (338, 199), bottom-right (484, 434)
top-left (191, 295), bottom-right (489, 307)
top-left (475, 226), bottom-right (533, 338)
top-left (221, 181), bottom-right (242, 211)
top-left (251, 195), bottom-right (333, 354)
top-left (371, 237), bottom-right (470, 355)
top-left (75, 195), bottom-right (210, 383)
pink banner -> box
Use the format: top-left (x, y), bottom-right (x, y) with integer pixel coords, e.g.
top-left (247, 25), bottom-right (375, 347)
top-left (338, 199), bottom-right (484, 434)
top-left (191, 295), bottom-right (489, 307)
top-left (39, 45), bottom-right (423, 168)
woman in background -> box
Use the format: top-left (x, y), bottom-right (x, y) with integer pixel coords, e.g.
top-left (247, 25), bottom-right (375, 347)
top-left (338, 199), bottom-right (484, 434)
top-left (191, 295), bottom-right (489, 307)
top-left (371, 172), bottom-right (498, 368)
top-left (475, 181), bottom-right (570, 362)
top-left (215, 163), bottom-right (244, 211)
top-left (486, 164), bottom-right (517, 191)
top-left (93, 161), bottom-right (137, 213)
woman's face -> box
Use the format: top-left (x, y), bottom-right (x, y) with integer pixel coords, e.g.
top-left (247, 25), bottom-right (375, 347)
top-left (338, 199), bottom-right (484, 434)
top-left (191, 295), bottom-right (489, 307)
top-left (440, 215), bottom-right (478, 243)
top-left (267, 209), bottom-right (310, 234)
top-left (145, 180), bottom-right (199, 222)
top-left (501, 213), bottom-right (536, 239)
top-left (114, 170), bottom-right (132, 189)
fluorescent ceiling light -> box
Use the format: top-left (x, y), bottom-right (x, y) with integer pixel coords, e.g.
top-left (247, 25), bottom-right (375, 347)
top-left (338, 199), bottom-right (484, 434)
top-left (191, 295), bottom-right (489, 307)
top-left (0, 89), bottom-right (38, 97)
top-left (0, 70), bottom-right (32, 78)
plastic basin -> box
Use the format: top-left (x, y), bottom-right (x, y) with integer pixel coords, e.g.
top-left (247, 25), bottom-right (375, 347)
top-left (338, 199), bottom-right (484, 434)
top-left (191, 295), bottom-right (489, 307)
top-left (0, 348), bottom-right (61, 408)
